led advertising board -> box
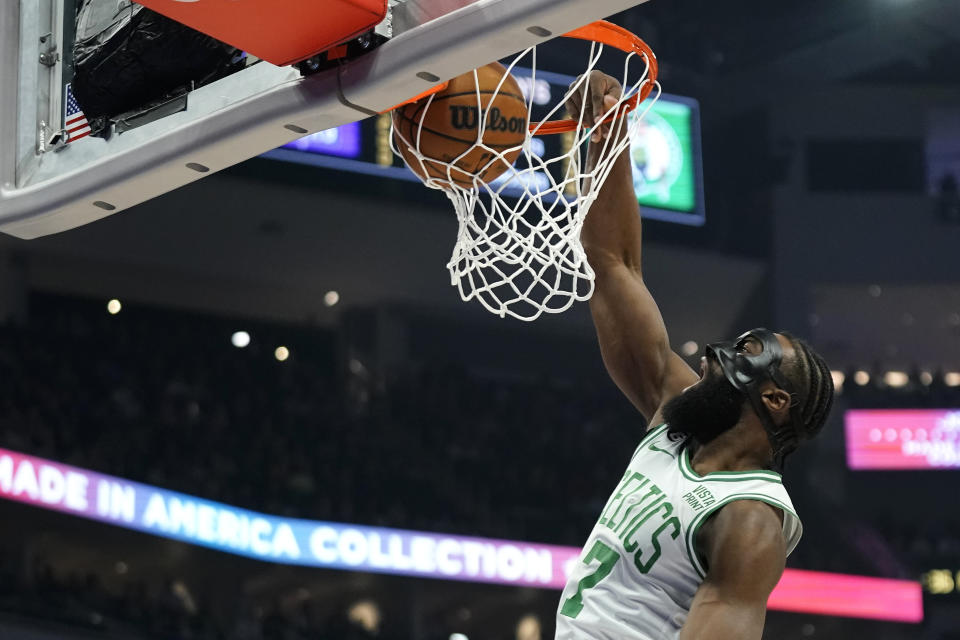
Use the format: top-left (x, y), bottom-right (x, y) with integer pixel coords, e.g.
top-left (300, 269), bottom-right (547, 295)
top-left (0, 447), bottom-right (922, 622)
top-left (846, 409), bottom-right (960, 470)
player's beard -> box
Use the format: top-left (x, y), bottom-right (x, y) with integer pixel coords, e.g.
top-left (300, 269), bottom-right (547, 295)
top-left (662, 371), bottom-right (746, 446)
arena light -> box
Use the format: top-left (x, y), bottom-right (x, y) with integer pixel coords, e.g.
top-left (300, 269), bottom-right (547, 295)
top-left (449, 634), bottom-right (469, 640)
top-left (920, 371), bottom-right (934, 386)
top-left (231, 331), bottom-right (251, 348)
top-left (680, 341), bottom-right (699, 357)
top-left (883, 371), bottom-right (909, 388)
top-left (922, 569), bottom-right (956, 595)
top-left (853, 370), bottom-right (871, 386)
top-left (946, 372), bottom-right (960, 387)
top-left (0, 447), bottom-right (924, 623)
top-left (516, 614), bottom-right (541, 640)
top-left (274, 346), bottom-right (290, 362)
top-left (106, 299), bottom-right (122, 315)
top-left (830, 370), bottom-right (845, 392)
top-left (348, 600), bottom-right (381, 633)
top-left (324, 291), bottom-right (340, 307)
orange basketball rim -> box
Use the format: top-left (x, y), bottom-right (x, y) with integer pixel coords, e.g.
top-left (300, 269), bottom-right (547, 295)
top-left (389, 20), bottom-right (659, 135)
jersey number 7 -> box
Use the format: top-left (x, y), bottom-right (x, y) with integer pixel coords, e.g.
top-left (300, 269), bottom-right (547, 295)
top-left (560, 540), bottom-right (620, 618)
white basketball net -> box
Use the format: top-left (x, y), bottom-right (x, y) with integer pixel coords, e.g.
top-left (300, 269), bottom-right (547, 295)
top-left (391, 36), bottom-right (660, 321)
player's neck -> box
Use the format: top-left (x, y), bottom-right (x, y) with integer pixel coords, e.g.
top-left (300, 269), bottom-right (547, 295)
top-left (688, 422), bottom-right (773, 475)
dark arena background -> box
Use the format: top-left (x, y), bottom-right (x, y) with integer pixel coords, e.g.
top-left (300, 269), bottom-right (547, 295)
top-left (1, 0), bottom-right (960, 639)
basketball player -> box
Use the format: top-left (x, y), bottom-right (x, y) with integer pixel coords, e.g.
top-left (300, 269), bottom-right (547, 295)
top-left (554, 72), bottom-right (834, 639)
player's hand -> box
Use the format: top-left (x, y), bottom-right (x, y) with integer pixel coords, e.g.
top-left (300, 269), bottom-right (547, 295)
top-left (565, 71), bottom-right (623, 143)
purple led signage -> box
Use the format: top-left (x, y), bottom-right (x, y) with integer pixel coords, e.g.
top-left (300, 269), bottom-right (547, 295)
top-left (283, 122), bottom-right (361, 158)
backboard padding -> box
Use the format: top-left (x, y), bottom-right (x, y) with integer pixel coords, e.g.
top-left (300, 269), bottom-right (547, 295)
top-left (135, 0), bottom-right (388, 67)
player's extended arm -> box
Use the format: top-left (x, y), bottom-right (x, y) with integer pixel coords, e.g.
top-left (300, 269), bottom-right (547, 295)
top-left (571, 72), bottom-right (697, 421)
top-left (679, 500), bottom-right (787, 640)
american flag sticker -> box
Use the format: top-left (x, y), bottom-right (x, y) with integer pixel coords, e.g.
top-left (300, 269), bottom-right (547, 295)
top-left (64, 84), bottom-right (91, 142)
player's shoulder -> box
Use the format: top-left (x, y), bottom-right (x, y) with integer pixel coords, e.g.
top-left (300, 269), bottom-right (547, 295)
top-left (700, 500), bottom-right (786, 569)
top-left (712, 498), bottom-right (786, 534)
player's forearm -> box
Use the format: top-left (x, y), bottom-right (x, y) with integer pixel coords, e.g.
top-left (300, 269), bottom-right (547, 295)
top-left (580, 129), bottom-right (645, 274)
top-left (678, 601), bottom-right (766, 640)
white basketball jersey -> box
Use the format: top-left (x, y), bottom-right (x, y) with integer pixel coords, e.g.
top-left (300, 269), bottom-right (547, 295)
top-left (555, 424), bottom-right (802, 640)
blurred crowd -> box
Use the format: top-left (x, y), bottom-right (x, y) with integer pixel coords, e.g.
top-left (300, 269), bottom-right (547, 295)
top-left (0, 295), bottom-right (637, 546)
top-left (0, 549), bottom-right (387, 640)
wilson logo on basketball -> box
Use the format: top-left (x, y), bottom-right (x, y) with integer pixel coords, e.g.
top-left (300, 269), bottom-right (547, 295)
top-left (449, 106), bottom-right (525, 133)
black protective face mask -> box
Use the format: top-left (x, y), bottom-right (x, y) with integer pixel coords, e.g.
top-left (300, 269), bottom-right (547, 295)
top-left (705, 328), bottom-right (800, 470)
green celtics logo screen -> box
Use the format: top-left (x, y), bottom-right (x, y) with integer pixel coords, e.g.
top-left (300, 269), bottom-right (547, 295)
top-left (629, 98), bottom-right (700, 216)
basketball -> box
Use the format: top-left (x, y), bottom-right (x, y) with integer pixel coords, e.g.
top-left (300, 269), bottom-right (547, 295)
top-left (392, 62), bottom-right (528, 188)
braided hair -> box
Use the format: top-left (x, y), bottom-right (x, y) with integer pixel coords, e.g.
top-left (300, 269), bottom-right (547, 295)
top-left (778, 331), bottom-right (835, 452)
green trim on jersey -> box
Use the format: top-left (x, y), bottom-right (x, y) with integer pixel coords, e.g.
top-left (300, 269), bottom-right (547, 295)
top-left (630, 423), bottom-right (669, 461)
top-left (678, 446), bottom-right (783, 484)
top-left (683, 493), bottom-right (799, 579)
top-left (643, 423), bottom-right (668, 445)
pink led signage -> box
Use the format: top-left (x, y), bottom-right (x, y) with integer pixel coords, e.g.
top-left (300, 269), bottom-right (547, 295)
top-left (769, 569), bottom-right (922, 623)
top-left (846, 409), bottom-right (960, 470)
